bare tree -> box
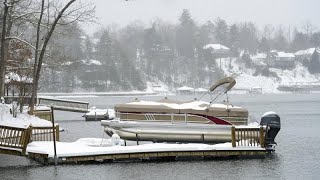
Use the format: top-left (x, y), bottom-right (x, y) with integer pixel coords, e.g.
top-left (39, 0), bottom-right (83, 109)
top-left (1, 0), bottom-right (45, 98)
top-left (29, 0), bottom-right (95, 114)
top-left (302, 21), bottom-right (316, 37)
top-left (0, 0), bottom-right (10, 98)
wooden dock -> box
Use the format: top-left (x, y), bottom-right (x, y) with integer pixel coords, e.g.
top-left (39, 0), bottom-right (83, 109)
top-left (26, 126), bottom-right (272, 165)
top-left (1, 123), bottom-right (274, 165)
top-left (28, 148), bottom-right (268, 165)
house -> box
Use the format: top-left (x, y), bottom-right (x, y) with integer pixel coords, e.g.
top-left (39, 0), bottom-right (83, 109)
top-left (203, 44), bottom-right (231, 69)
top-left (251, 53), bottom-right (267, 67)
top-left (294, 48), bottom-right (320, 63)
top-left (269, 50), bottom-right (295, 69)
top-left (203, 44), bottom-right (230, 55)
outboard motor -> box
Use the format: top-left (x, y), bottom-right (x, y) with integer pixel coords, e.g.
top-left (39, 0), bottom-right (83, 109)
top-left (260, 112), bottom-right (281, 150)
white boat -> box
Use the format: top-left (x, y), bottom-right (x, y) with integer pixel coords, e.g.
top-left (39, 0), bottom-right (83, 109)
top-left (101, 77), bottom-right (281, 146)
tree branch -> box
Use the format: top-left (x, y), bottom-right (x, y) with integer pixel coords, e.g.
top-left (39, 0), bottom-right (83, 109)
top-left (5, 36), bottom-right (36, 50)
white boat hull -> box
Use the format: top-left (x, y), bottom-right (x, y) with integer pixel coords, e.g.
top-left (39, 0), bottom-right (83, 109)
top-left (101, 120), bottom-right (238, 143)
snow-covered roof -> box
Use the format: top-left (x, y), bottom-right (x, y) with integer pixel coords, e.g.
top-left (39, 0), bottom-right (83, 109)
top-left (294, 48), bottom-right (320, 56)
top-left (5, 72), bottom-right (33, 83)
top-left (252, 53), bottom-right (267, 60)
top-left (176, 86), bottom-right (194, 91)
top-left (276, 52), bottom-right (295, 58)
top-left (81, 59), bottom-right (102, 66)
top-left (203, 44), bottom-right (230, 50)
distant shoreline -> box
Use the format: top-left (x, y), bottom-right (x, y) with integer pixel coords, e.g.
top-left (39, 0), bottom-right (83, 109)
top-left (38, 92), bottom-right (158, 97)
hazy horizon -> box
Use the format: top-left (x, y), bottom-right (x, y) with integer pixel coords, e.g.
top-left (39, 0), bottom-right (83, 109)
top-left (83, 0), bottom-right (319, 34)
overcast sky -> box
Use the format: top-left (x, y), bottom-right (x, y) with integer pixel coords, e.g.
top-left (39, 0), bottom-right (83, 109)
top-left (84, 0), bottom-right (319, 34)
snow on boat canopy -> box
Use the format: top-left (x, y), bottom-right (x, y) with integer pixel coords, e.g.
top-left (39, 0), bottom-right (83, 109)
top-left (101, 77), bottom-right (281, 148)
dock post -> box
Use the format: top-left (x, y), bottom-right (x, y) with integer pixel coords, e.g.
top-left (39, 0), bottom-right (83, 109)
top-left (136, 134), bottom-right (139, 145)
top-left (259, 126), bottom-right (265, 148)
top-left (51, 105), bottom-right (58, 165)
top-left (231, 126), bottom-right (236, 147)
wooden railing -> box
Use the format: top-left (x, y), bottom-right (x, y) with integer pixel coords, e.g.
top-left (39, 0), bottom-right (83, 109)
top-left (231, 126), bottom-right (265, 148)
top-left (32, 125), bottom-right (59, 142)
top-left (0, 125), bottom-right (59, 156)
top-left (0, 125), bottom-right (32, 155)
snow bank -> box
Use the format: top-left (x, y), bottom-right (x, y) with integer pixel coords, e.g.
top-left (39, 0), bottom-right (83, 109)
top-left (0, 104), bottom-right (52, 128)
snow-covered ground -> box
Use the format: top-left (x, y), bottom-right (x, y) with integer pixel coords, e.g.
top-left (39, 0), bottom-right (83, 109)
top-left (217, 58), bottom-right (320, 93)
top-left (0, 104), bottom-right (52, 128)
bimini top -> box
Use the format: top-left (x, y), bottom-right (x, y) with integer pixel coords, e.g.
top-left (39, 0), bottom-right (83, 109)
top-left (114, 98), bottom-right (248, 118)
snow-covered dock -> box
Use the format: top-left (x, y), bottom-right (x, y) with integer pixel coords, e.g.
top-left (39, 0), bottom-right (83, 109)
top-left (26, 138), bottom-right (269, 165)
top-left (1, 104), bottom-right (275, 165)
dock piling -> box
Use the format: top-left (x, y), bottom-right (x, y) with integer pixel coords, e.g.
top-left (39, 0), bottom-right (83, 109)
top-left (51, 105), bottom-right (58, 166)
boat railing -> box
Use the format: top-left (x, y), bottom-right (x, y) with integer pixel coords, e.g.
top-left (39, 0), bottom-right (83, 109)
top-left (116, 112), bottom-right (212, 124)
top-left (116, 112), bottom-right (247, 125)
top-left (231, 126), bottom-right (265, 148)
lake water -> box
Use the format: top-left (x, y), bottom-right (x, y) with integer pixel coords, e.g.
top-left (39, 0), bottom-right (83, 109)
top-left (1, 93), bottom-right (320, 179)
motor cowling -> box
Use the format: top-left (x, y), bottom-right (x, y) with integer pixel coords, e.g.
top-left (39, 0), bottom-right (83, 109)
top-left (260, 112), bottom-right (281, 148)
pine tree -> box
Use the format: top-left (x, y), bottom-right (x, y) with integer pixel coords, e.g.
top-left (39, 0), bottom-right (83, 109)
top-left (215, 18), bottom-right (228, 46)
top-left (259, 37), bottom-right (270, 53)
top-left (228, 24), bottom-right (240, 56)
top-left (176, 9), bottom-right (196, 59)
top-left (308, 51), bottom-right (320, 74)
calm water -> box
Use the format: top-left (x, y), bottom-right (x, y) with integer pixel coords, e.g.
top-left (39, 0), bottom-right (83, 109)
top-left (1, 93), bottom-right (320, 179)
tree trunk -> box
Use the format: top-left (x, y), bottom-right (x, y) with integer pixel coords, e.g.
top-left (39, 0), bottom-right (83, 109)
top-left (29, 0), bottom-right (77, 114)
top-left (0, 0), bottom-right (9, 98)
top-left (29, 0), bottom-right (45, 114)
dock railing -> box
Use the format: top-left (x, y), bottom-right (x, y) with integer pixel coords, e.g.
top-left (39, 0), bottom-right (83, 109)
top-left (38, 97), bottom-right (89, 113)
top-left (231, 126), bottom-right (265, 148)
top-left (31, 125), bottom-right (60, 142)
top-left (0, 125), bottom-right (32, 155)
top-left (0, 125), bottom-right (59, 156)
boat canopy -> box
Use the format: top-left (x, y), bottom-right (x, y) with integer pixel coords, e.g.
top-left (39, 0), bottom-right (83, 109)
top-left (114, 99), bottom-right (248, 118)
top-left (209, 77), bottom-right (236, 92)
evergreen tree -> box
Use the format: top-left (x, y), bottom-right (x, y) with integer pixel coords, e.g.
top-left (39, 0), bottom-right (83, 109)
top-left (291, 31), bottom-right (311, 51)
top-left (176, 9), bottom-right (196, 59)
top-left (228, 24), bottom-right (240, 56)
top-left (215, 18), bottom-right (228, 46)
top-left (308, 51), bottom-right (320, 74)
top-left (273, 26), bottom-right (288, 51)
top-left (259, 37), bottom-right (270, 53)
top-left (311, 32), bottom-right (320, 47)
top-left (239, 22), bottom-right (258, 53)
